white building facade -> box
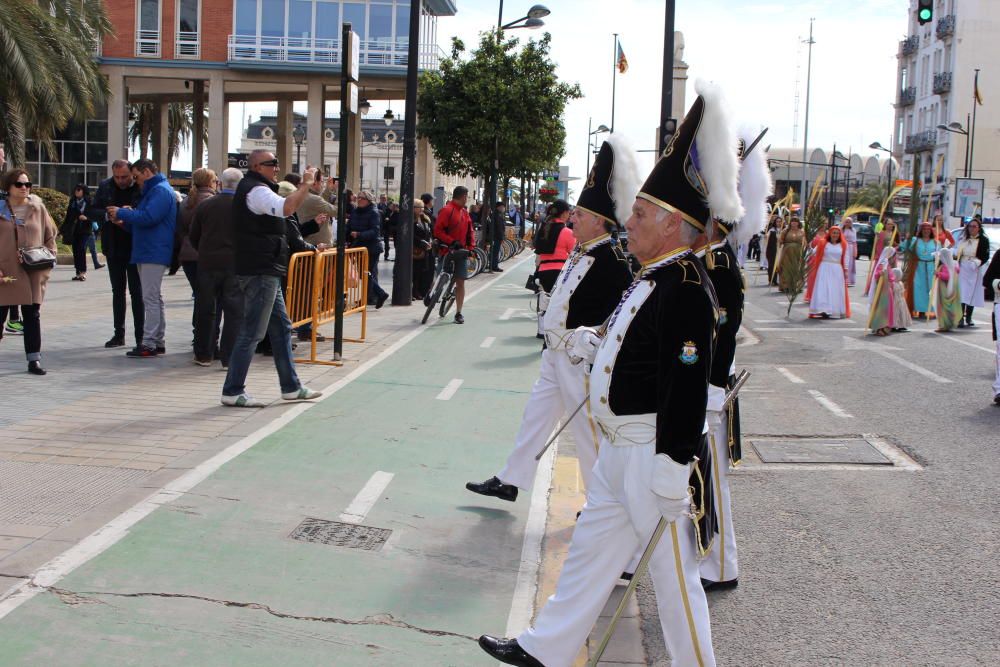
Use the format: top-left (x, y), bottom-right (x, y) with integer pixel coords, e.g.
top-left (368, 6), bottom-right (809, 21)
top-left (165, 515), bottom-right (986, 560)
top-left (894, 0), bottom-right (1000, 222)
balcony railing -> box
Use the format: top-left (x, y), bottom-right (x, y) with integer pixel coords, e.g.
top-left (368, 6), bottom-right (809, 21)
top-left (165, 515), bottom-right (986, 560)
top-left (136, 29), bottom-right (160, 57)
top-left (900, 35), bottom-right (919, 56)
top-left (905, 130), bottom-right (937, 154)
top-left (176, 31), bottom-right (200, 58)
top-left (227, 35), bottom-right (446, 70)
top-left (898, 86), bottom-right (917, 106)
top-left (936, 14), bottom-right (956, 39)
top-left (933, 71), bottom-right (952, 94)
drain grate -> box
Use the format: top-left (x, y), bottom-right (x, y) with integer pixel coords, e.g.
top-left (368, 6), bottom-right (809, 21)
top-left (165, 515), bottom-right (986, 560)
top-left (749, 437), bottom-right (892, 465)
top-left (290, 518), bottom-right (392, 551)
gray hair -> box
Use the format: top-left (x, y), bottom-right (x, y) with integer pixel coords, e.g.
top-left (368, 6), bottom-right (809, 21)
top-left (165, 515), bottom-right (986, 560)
top-left (111, 159), bottom-right (131, 171)
top-left (220, 167), bottom-right (243, 190)
top-left (679, 222), bottom-right (702, 246)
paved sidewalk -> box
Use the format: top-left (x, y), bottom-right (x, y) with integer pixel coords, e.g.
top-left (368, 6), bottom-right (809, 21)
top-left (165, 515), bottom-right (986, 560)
top-left (0, 262), bottom-right (437, 577)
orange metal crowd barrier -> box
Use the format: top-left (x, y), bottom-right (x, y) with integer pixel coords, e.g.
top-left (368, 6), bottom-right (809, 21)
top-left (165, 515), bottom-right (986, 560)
top-left (286, 247), bottom-right (369, 365)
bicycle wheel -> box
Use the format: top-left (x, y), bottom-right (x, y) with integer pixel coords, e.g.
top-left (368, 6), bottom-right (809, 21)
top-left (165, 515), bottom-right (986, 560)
top-left (501, 238), bottom-right (516, 262)
top-left (422, 271), bottom-right (448, 324)
top-left (474, 247), bottom-right (488, 276)
top-left (439, 277), bottom-right (457, 317)
top-left (467, 249), bottom-right (482, 278)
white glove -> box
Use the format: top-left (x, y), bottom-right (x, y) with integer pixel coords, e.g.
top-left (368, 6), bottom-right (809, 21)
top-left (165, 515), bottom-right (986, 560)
top-left (567, 326), bottom-right (602, 365)
top-left (992, 278), bottom-right (1000, 293)
top-left (651, 454), bottom-right (694, 522)
top-left (537, 291), bottom-right (551, 314)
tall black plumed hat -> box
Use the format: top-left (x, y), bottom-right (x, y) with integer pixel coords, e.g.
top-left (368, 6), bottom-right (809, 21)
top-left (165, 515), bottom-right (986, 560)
top-left (637, 79), bottom-right (743, 231)
top-left (576, 134), bottom-right (641, 226)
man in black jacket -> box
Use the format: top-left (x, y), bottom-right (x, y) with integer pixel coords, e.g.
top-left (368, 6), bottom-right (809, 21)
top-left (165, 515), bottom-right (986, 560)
top-left (220, 150), bottom-right (323, 408)
top-left (90, 159), bottom-right (143, 348)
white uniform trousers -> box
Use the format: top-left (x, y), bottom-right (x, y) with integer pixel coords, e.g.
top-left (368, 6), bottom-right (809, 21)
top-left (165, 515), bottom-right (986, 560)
top-left (699, 409), bottom-right (739, 583)
top-left (993, 303), bottom-right (1000, 396)
top-left (518, 442), bottom-right (716, 667)
top-left (498, 349), bottom-right (602, 491)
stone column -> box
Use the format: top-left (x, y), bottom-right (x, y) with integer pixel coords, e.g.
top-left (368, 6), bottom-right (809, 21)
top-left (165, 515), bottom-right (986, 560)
top-left (306, 81), bottom-right (326, 170)
top-left (276, 100), bottom-right (294, 172)
top-left (207, 72), bottom-right (227, 173)
top-left (151, 102), bottom-right (170, 174)
top-left (415, 135), bottom-right (435, 198)
top-left (192, 80), bottom-right (205, 170)
top-left (106, 68), bottom-right (128, 176)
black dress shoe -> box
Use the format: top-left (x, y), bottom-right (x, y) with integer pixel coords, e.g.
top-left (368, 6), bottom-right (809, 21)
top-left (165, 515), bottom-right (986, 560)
top-left (27, 361), bottom-right (46, 376)
top-left (701, 577), bottom-right (739, 592)
top-left (375, 293), bottom-right (388, 309)
top-left (478, 636), bottom-right (543, 667)
top-left (104, 336), bottom-right (126, 348)
top-left (465, 476), bottom-right (518, 502)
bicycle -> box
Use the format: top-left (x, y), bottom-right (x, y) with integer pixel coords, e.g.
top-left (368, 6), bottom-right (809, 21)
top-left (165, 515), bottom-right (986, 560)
top-left (422, 243), bottom-right (471, 324)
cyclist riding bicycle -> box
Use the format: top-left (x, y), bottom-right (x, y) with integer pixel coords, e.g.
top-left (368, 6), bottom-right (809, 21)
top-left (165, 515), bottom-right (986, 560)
top-left (433, 186), bottom-right (476, 324)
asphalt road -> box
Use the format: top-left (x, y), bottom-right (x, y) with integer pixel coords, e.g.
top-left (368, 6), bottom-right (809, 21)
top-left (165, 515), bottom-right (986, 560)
top-left (641, 256), bottom-right (1000, 666)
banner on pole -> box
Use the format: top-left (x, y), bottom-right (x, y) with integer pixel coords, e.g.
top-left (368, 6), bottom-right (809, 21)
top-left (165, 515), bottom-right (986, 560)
top-left (953, 178), bottom-right (984, 219)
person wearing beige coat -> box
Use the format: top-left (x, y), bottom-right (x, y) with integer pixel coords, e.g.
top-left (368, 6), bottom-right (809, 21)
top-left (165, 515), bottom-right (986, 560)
top-left (0, 169), bottom-right (59, 375)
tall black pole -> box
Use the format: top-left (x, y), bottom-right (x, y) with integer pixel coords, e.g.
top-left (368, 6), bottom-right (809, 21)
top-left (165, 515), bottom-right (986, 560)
top-left (611, 34), bottom-right (618, 133)
top-left (391, 0), bottom-right (419, 306)
top-left (658, 1), bottom-right (676, 154)
top-left (969, 69), bottom-right (979, 177)
top-left (964, 112), bottom-right (971, 177)
top-left (333, 22), bottom-right (355, 359)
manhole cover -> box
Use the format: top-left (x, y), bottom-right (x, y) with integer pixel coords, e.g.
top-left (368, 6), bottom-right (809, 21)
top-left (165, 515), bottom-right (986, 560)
top-left (749, 437), bottom-right (892, 465)
top-left (290, 518), bottom-right (392, 551)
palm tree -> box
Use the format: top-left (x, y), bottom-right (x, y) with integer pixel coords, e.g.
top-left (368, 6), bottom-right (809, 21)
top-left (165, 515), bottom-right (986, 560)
top-left (128, 102), bottom-right (208, 173)
top-left (0, 0), bottom-right (113, 167)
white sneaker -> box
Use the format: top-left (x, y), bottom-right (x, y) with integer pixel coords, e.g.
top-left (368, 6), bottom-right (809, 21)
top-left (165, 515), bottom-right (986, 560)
top-left (221, 393), bottom-right (266, 407)
top-left (281, 386), bottom-right (323, 401)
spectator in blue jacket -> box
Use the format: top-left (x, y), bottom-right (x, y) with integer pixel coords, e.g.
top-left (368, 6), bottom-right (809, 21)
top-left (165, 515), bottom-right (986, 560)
top-left (107, 159), bottom-right (177, 358)
top-left (349, 191), bottom-right (389, 308)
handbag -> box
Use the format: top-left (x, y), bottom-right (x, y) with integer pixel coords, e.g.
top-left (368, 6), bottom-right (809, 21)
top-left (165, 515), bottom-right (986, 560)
top-left (9, 204), bottom-right (56, 271)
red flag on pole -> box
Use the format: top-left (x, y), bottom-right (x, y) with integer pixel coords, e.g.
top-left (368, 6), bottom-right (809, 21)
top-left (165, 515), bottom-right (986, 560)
top-left (616, 41), bottom-right (628, 74)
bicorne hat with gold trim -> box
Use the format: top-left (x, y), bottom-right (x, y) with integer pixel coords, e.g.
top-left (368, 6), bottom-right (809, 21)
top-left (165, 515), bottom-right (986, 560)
top-left (637, 79), bottom-right (743, 231)
top-left (576, 133), bottom-right (642, 227)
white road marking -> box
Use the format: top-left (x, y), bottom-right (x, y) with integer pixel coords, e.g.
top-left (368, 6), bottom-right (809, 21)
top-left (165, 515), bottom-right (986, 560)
top-left (930, 330), bottom-right (996, 354)
top-left (874, 349), bottom-right (952, 384)
top-left (505, 436), bottom-right (557, 637)
top-left (338, 471), bottom-right (395, 524)
top-left (500, 307), bottom-right (517, 321)
top-left (808, 390), bottom-right (854, 418)
top-left (480, 336), bottom-right (496, 349)
top-left (776, 367), bottom-right (806, 384)
top-left (755, 327), bottom-right (868, 331)
top-left (0, 254), bottom-right (535, 621)
top-left (436, 379), bottom-right (464, 401)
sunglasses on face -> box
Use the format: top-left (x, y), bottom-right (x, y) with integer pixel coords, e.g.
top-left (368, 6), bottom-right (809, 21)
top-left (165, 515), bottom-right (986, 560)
top-left (258, 159), bottom-right (279, 167)
top-left (12, 181), bottom-right (31, 188)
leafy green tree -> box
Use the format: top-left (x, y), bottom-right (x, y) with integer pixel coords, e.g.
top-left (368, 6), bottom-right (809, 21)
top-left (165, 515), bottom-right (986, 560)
top-left (849, 182), bottom-right (886, 210)
top-left (0, 0), bottom-right (113, 167)
top-left (417, 32), bottom-right (581, 199)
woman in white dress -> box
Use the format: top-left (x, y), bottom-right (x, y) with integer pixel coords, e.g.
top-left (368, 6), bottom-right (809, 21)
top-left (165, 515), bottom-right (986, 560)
top-left (954, 218), bottom-right (990, 328)
top-left (805, 226), bottom-right (850, 319)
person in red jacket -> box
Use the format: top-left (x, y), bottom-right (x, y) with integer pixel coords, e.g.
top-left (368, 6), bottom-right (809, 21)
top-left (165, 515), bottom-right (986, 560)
top-left (433, 186), bottom-right (476, 324)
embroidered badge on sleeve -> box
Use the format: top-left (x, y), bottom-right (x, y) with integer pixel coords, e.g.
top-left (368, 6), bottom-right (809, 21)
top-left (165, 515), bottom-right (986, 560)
top-left (679, 341), bottom-right (699, 365)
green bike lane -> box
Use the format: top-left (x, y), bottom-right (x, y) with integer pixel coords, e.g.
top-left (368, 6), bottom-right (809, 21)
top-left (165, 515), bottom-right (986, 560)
top-left (0, 259), bottom-right (547, 666)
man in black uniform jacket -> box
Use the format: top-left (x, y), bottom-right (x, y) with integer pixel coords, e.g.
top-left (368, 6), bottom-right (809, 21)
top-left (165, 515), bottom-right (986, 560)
top-left (478, 80), bottom-right (744, 667)
top-left (465, 136), bottom-right (637, 503)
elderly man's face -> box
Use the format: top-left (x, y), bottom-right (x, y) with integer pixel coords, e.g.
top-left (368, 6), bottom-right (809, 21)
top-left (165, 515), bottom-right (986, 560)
top-left (251, 152), bottom-right (279, 181)
top-left (624, 198), bottom-right (669, 262)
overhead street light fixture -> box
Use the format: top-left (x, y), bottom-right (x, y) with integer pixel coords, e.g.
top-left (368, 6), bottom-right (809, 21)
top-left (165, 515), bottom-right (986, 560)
top-left (591, 124), bottom-right (610, 135)
top-left (527, 4), bottom-right (551, 18)
top-left (501, 3), bottom-right (549, 31)
top-left (383, 103), bottom-right (395, 127)
top-left (937, 116), bottom-right (972, 177)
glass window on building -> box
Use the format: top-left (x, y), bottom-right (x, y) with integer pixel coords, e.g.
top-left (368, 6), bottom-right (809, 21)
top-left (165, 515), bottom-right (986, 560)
top-left (369, 3), bottom-right (393, 47)
top-left (289, 0), bottom-right (313, 38)
top-left (139, 0), bottom-right (160, 32)
top-left (343, 2), bottom-right (366, 41)
top-left (316, 1), bottom-right (340, 40)
top-left (395, 2), bottom-right (410, 49)
top-left (261, 0), bottom-right (286, 37)
top-left (87, 121), bottom-right (108, 143)
top-left (63, 143), bottom-right (86, 164)
top-left (235, 0), bottom-right (257, 35)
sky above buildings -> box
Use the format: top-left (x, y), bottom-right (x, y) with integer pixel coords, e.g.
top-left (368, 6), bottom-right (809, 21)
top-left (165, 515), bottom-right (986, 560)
top-left (215, 0), bottom-right (908, 197)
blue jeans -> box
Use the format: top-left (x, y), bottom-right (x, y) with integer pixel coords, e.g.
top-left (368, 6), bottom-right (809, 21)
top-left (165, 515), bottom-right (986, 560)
top-left (223, 275), bottom-right (301, 397)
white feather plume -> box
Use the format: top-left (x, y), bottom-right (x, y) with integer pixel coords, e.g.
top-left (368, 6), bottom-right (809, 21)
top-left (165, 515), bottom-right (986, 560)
top-left (602, 133), bottom-right (642, 225)
top-left (729, 126), bottom-right (773, 250)
top-left (693, 79), bottom-right (744, 223)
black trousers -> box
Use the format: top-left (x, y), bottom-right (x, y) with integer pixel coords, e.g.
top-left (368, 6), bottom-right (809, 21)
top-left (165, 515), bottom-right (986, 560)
top-left (0, 304), bottom-right (41, 360)
top-left (367, 249), bottom-right (389, 304)
top-left (107, 259), bottom-right (144, 344)
top-left (194, 268), bottom-right (242, 362)
top-left (72, 234), bottom-right (91, 275)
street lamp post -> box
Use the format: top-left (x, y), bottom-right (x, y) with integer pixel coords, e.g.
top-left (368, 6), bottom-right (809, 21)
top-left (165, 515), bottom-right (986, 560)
top-left (292, 124), bottom-right (305, 173)
top-left (936, 117), bottom-right (970, 177)
top-left (488, 3), bottom-right (550, 244)
top-left (586, 121), bottom-right (610, 175)
top-left (869, 140), bottom-right (893, 203)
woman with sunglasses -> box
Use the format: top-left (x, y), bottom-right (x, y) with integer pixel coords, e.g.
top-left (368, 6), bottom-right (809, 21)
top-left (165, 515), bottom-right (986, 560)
top-left (0, 169), bottom-right (59, 375)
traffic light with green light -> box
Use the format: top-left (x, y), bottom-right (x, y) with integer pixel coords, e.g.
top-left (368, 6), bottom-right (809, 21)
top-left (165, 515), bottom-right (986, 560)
top-left (917, 0), bottom-right (933, 26)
